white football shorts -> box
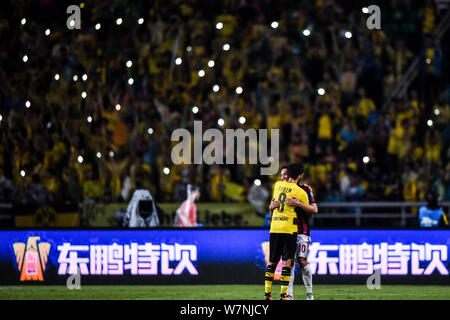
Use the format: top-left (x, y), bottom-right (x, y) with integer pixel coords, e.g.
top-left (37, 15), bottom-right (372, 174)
top-left (295, 234), bottom-right (311, 259)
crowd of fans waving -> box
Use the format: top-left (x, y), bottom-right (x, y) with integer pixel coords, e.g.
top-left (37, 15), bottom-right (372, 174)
top-left (0, 0), bottom-right (449, 208)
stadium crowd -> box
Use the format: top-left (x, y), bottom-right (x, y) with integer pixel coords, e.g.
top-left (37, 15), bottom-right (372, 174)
top-left (1, 0), bottom-right (450, 208)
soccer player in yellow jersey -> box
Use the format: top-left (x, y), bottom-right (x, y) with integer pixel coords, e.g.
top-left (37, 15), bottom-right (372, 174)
top-left (270, 166), bottom-right (318, 300)
top-left (264, 163), bottom-right (310, 300)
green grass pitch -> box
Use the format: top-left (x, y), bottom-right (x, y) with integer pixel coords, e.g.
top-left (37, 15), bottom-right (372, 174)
top-left (1, 285), bottom-right (449, 300)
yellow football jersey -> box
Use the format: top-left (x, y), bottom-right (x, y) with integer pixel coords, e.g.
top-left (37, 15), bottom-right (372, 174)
top-left (270, 181), bottom-right (309, 234)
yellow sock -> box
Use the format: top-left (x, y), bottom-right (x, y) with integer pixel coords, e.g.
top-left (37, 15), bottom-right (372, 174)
top-left (264, 265), bottom-right (275, 295)
top-left (265, 279), bottom-right (273, 294)
top-left (280, 266), bottom-right (291, 296)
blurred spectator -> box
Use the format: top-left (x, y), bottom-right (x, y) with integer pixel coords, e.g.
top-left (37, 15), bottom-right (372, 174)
top-left (344, 173), bottom-right (364, 202)
top-left (173, 184), bottom-right (201, 227)
top-left (123, 189), bottom-right (160, 228)
top-left (344, 173), bottom-right (364, 214)
top-left (24, 174), bottom-right (49, 205)
top-left (247, 179), bottom-right (270, 215)
top-left (420, 36), bottom-right (443, 108)
top-left (418, 190), bottom-right (448, 227)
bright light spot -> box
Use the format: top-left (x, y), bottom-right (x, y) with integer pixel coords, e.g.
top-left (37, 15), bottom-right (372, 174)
top-left (223, 43), bottom-right (230, 51)
top-left (96, 152), bottom-right (102, 159)
top-left (427, 119), bottom-right (433, 127)
top-left (116, 18), bottom-right (122, 25)
top-left (216, 22), bottom-right (223, 30)
top-left (213, 84), bottom-right (220, 92)
top-left (69, 20), bottom-right (75, 27)
top-left (217, 118), bottom-right (224, 126)
top-left (77, 155), bottom-right (84, 163)
top-left (126, 60), bottom-right (132, 68)
top-left (25, 100), bottom-right (31, 108)
top-left (363, 156), bottom-right (370, 164)
top-left (208, 60), bottom-right (215, 67)
top-left (163, 167), bottom-right (170, 175)
top-left (271, 21), bottom-right (279, 29)
top-left (147, 128), bottom-right (153, 135)
top-left (192, 106), bottom-right (199, 114)
top-left (47, 122), bottom-right (51, 128)
top-left (95, 23), bottom-right (101, 30)
top-left (345, 31), bottom-right (352, 39)
top-left (82, 74), bottom-right (87, 81)
top-left (73, 75), bottom-right (78, 82)
top-left (81, 91), bottom-right (87, 99)
top-left (20, 170), bottom-right (26, 177)
top-left (175, 57), bottom-right (182, 65)
top-left (109, 151), bottom-right (114, 158)
top-left (0, 114), bottom-right (2, 122)
top-left (87, 116), bottom-right (92, 123)
top-left (303, 29), bottom-right (311, 37)
top-left (22, 55), bottom-right (28, 62)
top-left (115, 104), bottom-right (121, 111)
top-left (254, 179), bottom-right (261, 186)
top-left (128, 78), bottom-right (134, 85)
top-left (45, 29), bottom-right (50, 36)
top-left (434, 108), bottom-right (440, 115)
top-left (198, 69), bottom-right (205, 77)
top-left (235, 86), bottom-right (243, 94)
top-left (239, 116), bottom-right (246, 124)
top-left (362, 7), bottom-right (369, 14)
top-left (186, 46), bottom-right (192, 52)
top-left (426, 58), bottom-right (431, 64)
top-left (21, 18), bottom-right (26, 25)
top-left (318, 88), bottom-right (326, 96)
top-left (138, 18), bottom-right (144, 25)
top-left (54, 74), bottom-right (60, 81)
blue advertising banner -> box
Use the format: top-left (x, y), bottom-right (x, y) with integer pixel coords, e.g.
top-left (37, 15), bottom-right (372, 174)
top-left (0, 229), bottom-right (448, 285)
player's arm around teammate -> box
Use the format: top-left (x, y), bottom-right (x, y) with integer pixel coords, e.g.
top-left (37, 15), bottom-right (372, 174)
top-left (271, 192), bottom-right (317, 268)
top-left (264, 164), bottom-right (309, 300)
top-left (269, 198), bottom-right (281, 218)
top-left (285, 195), bottom-right (317, 215)
top-left (270, 193), bottom-right (317, 264)
top-left (271, 183), bottom-right (317, 300)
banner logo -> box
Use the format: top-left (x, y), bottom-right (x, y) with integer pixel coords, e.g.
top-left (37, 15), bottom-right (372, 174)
top-left (13, 236), bottom-right (51, 281)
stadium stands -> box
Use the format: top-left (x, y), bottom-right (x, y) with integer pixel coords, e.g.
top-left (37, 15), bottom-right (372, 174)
top-left (0, 0), bottom-right (449, 212)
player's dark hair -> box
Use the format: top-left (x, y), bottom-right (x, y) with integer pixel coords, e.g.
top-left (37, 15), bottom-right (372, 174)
top-left (287, 163), bottom-right (304, 179)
